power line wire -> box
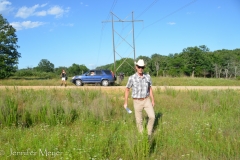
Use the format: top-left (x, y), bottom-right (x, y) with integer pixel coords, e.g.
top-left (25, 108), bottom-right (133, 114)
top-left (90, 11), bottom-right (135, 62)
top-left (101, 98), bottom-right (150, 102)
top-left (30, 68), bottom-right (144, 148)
top-left (144, 0), bottom-right (197, 29)
top-left (136, 0), bottom-right (160, 19)
top-left (133, 0), bottom-right (198, 53)
top-left (98, 0), bottom-right (197, 68)
top-left (96, 0), bottom-right (118, 68)
top-left (101, 0), bottom-right (118, 31)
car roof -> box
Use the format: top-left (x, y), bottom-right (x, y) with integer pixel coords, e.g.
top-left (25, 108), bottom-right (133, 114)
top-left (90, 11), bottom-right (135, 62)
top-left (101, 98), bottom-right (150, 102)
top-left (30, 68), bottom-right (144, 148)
top-left (90, 69), bottom-right (110, 71)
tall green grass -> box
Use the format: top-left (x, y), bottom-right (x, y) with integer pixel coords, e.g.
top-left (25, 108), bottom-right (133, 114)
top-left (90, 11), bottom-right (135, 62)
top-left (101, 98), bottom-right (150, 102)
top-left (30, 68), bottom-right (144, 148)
top-left (0, 88), bottom-right (239, 159)
top-left (1, 77), bottom-right (240, 86)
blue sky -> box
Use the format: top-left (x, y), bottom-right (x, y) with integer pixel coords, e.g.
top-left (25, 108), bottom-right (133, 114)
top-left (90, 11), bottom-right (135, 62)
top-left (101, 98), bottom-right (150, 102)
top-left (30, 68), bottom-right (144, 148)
top-left (1, 0), bottom-right (240, 69)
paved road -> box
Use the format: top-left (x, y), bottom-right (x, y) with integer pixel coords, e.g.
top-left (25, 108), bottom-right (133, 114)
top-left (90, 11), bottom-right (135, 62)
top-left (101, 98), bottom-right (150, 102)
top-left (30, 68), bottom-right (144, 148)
top-left (1, 86), bottom-right (240, 90)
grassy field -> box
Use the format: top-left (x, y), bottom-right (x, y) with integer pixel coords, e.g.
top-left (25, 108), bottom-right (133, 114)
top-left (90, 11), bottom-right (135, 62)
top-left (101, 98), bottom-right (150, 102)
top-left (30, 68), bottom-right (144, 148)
top-left (0, 80), bottom-right (239, 159)
top-left (1, 76), bottom-right (240, 86)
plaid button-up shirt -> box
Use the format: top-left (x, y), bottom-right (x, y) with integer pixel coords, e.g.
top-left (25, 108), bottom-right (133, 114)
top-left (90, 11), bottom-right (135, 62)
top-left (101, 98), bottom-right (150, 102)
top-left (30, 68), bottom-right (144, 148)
top-left (126, 73), bottom-right (152, 99)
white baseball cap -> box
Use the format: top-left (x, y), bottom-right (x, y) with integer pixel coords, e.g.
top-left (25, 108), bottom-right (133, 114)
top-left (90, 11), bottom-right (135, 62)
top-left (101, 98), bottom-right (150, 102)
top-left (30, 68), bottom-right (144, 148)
top-left (134, 59), bottom-right (145, 67)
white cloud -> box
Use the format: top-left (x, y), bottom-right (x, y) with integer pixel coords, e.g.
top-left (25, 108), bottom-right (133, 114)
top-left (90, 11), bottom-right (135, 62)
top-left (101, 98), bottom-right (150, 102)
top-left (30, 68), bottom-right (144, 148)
top-left (62, 23), bottom-right (74, 27)
top-left (10, 21), bottom-right (45, 30)
top-left (47, 6), bottom-right (64, 18)
top-left (9, 3), bottom-right (70, 30)
top-left (15, 3), bottom-right (69, 18)
top-left (80, 2), bottom-right (88, 7)
top-left (0, 0), bottom-right (13, 15)
top-left (35, 10), bottom-right (47, 16)
top-left (40, 3), bottom-right (48, 7)
top-left (167, 22), bottom-right (176, 25)
top-left (15, 4), bottom-right (40, 18)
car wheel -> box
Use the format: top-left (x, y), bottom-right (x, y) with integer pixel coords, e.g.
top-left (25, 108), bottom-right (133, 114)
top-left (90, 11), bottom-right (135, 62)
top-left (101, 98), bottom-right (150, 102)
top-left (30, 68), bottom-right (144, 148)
top-left (76, 80), bottom-right (83, 86)
top-left (101, 80), bottom-right (109, 86)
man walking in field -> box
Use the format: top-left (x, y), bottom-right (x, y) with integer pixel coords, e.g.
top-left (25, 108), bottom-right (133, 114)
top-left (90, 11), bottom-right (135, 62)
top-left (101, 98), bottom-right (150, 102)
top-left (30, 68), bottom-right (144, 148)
top-left (124, 59), bottom-right (155, 138)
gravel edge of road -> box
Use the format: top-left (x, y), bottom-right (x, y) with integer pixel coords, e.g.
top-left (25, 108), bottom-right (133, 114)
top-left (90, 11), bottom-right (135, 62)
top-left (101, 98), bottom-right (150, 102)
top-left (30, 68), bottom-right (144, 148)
top-left (1, 86), bottom-right (240, 90)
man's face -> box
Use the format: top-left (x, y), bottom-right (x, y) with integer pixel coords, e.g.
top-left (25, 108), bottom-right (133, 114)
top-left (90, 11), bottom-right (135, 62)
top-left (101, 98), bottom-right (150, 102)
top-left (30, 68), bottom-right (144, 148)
top-left (136, 65), bottom-right (145, 74)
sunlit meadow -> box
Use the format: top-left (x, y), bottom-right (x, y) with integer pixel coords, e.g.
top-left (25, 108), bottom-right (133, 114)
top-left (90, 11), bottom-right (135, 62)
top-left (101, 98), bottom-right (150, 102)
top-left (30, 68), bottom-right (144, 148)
top-left (0, 85), bottom-right (239, 159)
top-left (1, 77), bottom-right (240, 86)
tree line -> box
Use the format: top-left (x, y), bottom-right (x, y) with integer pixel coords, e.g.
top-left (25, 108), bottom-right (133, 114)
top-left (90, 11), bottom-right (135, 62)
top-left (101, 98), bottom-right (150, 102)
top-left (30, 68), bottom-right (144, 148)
top-left (14, 59), bottom-right (89, 79)
top-left (15, 45), bottom-right (239, 79)
top-left (98, 46), bottom-right (240, 79)
top-left (1, 14), bottom-right (240, 79)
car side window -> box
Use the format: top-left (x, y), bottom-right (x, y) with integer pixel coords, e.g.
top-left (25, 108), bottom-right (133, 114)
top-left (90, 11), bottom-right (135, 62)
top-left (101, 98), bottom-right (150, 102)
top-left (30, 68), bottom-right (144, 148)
top-left (96, 70), bottom-right (102, 75)
top-left (90, 71), bottom-right (95, 76)
top-left (104, 70), bottom-right (111, 75)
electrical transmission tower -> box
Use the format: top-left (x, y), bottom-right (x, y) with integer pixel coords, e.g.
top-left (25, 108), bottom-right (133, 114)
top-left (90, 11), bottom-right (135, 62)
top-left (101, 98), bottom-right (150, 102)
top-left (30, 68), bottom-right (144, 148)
top-left (102, 12), bottom-right (143, 75)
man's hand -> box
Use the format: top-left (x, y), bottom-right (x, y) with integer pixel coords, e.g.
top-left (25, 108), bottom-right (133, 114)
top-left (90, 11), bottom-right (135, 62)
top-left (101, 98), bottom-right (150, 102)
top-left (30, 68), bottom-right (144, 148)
top-left (152, 101), bottom-right (155, 107)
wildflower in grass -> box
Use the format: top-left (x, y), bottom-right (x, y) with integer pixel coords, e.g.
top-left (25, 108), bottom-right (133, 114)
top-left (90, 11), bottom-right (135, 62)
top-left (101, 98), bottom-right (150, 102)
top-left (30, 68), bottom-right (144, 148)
top-left (218, 128), bottom-right (222, 133)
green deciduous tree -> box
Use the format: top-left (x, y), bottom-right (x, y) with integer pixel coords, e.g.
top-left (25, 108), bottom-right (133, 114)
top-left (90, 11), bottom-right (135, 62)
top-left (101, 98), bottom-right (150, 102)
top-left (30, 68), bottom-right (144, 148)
top-left (34, 59), bottom-right (54, 72)
top-left (55, 66), bottom-right (68, 77)
top-left (115, 58), bottom-right (135, 76)
top-left (180, 45), bottom-right (211, 77)
top-left (97, 58), bottom-right (135, 76)
top-left (212, 49), bottom-right (240, 78)
top-left (0, 14), bottom-right (21, 79)
top-left (150, 53), bottom-right (169, 76)
top-left (68, 63), bottom-right (88, 76)
top-left (168, 53), bottom-right (185, 77)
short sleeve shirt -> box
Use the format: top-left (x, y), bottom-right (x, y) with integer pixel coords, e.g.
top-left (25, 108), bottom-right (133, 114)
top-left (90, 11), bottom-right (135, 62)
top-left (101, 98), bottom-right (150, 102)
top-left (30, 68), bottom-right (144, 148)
top-left (126, 73), bottom-right (152, 98)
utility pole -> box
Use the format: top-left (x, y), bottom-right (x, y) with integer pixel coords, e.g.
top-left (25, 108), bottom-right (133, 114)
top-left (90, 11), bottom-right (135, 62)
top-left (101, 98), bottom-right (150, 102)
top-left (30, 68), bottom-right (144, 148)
top-left (132, 12), bottom-right (136, 61)
top-left (102, 12), bottom-right (143, 75)
top-left (111, 14), bottom-right (116, 76)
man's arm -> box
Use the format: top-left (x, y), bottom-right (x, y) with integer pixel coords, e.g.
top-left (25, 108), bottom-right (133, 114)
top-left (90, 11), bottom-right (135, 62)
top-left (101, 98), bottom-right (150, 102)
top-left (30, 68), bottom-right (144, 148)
top-left (149, 86), bottom-right (155, 107)
top-left (124, 87), bottom-right (130, 108)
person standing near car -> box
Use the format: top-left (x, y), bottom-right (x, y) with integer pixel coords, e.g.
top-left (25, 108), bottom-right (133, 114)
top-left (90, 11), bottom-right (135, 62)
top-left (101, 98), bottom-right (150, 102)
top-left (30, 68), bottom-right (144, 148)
top-left (124, 59), bottom-right (155, 138)
top-left (60, 69), bottom-right (67, 87)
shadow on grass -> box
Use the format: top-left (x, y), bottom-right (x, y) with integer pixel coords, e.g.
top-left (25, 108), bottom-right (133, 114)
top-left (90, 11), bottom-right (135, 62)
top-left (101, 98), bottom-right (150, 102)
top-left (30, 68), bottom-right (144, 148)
top-left (144, 112), bottom-right (162, 134)
top-left (153, 112), bottom-right (163, 131)
top-left (150, 112), bottom-right (163, 155)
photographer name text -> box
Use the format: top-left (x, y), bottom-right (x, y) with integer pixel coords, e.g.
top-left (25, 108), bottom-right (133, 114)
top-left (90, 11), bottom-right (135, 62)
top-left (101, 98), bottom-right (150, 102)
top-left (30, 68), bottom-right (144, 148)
top-left (7, 148), bottom-right (62, 157)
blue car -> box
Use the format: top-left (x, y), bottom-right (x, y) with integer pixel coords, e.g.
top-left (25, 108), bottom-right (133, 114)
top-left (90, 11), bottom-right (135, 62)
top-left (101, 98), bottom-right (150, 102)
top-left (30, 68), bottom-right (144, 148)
top-left (71, 69), bottom-right (116, 86)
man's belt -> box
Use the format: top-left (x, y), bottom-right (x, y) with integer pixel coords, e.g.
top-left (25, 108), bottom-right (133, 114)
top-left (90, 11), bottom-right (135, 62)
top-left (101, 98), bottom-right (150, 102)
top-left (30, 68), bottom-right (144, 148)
top-left (133, 96), bottom-right (149, 101)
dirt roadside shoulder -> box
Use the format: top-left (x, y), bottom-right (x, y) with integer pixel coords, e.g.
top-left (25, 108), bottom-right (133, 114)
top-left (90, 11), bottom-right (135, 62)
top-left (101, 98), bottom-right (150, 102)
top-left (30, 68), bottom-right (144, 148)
top-left (1, 86), bottom-right (240, 90)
